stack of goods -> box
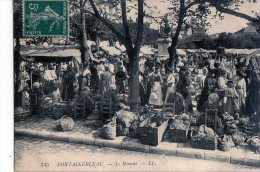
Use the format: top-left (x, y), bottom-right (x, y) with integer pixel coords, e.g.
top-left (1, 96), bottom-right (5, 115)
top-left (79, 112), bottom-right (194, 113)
top-left (169, 113), bottom-right (190, 142)
top-left (222, 113), bottom-right (237, 135)
top-left (191, 125), bottom-right (217, 150)
top-left (56, 115), bottom-right (74, 131)
top-left (247, 137), bottom-right (260, 154)
top-left (218, 134), bottom-right (235, 151)
top-left (116, 110), bottom-right (137, 136)
top-left (100, 117), bottom-right (117, 140)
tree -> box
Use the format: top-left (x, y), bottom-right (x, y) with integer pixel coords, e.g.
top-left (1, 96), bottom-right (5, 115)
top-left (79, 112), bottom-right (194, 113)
top-left (167, 0), bottom-right (260, 69)
top-left (69, 0), bottom-right (90, 64)
top-left (76, 0), bottom-right (145, 112)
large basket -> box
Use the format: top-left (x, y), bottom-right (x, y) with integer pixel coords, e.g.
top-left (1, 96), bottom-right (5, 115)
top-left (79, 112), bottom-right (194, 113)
top-left (14, 110), bottom-right (31, 122)
top-left (169, 124), bottom-right (190, 143)
top-left (190, 131), bottom-right (217, 150)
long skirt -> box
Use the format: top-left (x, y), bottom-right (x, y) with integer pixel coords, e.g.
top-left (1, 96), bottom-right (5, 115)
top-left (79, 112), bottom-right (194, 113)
top-left (149, 82), bottom-right (163, 107)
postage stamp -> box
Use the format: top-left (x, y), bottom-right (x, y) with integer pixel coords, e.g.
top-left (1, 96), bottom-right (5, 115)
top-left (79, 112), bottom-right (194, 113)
top-left (23, 0), bottom-right (69, 37)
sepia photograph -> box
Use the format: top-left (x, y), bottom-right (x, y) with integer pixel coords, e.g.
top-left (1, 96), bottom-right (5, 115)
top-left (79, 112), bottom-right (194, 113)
top-left (12, 0), bottom-right (260, 171)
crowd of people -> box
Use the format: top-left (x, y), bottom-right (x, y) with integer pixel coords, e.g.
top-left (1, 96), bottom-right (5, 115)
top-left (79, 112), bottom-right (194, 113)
top-left (14, 50), bottom-right (260, 132)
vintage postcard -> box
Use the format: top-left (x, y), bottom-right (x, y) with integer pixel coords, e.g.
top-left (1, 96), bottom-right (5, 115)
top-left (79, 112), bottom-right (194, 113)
top-left (14, 0), bottom-right (260, 171)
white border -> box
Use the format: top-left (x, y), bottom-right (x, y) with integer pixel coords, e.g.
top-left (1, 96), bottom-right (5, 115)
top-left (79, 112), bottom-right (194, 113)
top-left (0, 0), bottom-right (14, 172)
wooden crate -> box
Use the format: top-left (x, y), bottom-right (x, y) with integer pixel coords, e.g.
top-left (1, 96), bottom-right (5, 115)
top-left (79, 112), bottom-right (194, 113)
top-left (169, 123), bottom-right (190, 143)
top-left (139, 117), bottom-right (169, 146)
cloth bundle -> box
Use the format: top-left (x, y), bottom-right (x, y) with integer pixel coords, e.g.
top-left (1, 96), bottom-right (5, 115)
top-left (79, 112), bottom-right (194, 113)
top-left (231, 130), bottom-right (247, 147)
top-left (116, 110), bottom-right (136, 127)
top-left (115, 109), bottom-right (136, 136)
top-left (218, 134), bottom-right (235, 151)
top-left (100, 117), bottom-right (117, 140)
top-left (56, 116), bottom-right (74, 131)
top-left (170, 119), bottom-right (189, 130)
top-left (193, 125), bottom-right (215, 140)
top-left (247, 137), bottom-right (260, 154)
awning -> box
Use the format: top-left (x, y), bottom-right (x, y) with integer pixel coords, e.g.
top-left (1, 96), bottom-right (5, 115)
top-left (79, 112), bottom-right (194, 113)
top-left (176, 49), bottom-right (186, 56)
top-left (140, 47), bottom-right (156, 55)
top-left (20, 45), bottom-right (82, 63)
top-left (100, 46), bottom-right (122, 55)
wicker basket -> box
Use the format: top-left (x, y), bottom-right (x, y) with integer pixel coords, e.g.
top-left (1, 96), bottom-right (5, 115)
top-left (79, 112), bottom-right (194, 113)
top-left (169, 123), bottom-right (190, 143)
top-left (190, 131), bottom-right (217, 150)
top-left (14, 110), bottom-right (31, 122)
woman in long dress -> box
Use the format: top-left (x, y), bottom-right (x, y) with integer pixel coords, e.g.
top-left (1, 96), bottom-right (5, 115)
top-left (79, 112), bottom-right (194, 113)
top-left (165, 68), bottom-right (176, 102)
top-left (234, 70), bottom-right (247, 114)
top-left (149, 69), bottom-right (163, 108)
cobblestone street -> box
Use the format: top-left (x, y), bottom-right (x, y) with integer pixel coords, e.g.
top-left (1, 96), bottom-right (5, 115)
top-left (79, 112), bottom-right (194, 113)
top-left (15, 136), bottom-right (259, 172)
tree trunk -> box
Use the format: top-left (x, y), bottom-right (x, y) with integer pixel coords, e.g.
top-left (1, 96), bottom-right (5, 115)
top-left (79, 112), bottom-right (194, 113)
top-left (80, 0), bottom-right (89, 64)
top-left (127, 49), bottom-right (140, 112)
top-left (168, 0), bottom-right (185, 70)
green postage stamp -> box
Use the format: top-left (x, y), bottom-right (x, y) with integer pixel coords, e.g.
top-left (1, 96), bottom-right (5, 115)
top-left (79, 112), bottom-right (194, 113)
top-left (23, 0), bottom-right (69, 37)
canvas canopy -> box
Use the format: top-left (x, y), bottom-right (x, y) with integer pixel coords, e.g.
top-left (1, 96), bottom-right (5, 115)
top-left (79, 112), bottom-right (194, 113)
top-left (20, 45), bottom-right (82, 63)
top-left (140, 47), bottom-right (156, 55)
top-left (177, 49), bottom-right (186, 56)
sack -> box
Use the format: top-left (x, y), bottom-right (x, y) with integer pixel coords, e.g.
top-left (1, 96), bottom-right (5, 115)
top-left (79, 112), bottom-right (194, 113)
top-left (56, 116), bottom-right (74, 131)
top-left (232, 131), bottom-right (247, 147)
top-left (100, 117), bottom-right (116, 140)
top-left (116, 110), bottom-right (136, 128)
top-left (116, 123), bottom-right (129, 136)
top-left (247, 137), bottom-right (260, 153)
top-left (196, 125), bottom-right (215, 139)
top-left (218, 135), bottom-right (235, 151)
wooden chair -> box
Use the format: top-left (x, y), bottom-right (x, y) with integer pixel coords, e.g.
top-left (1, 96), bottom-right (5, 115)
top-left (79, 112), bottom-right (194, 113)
top-left (30, 93), bottom-right (38, 115)
top-left (31, 93), bottom-right (45, 116)
top-left (100, 97), bottom-right (113, 121)
top-left (162, 102), bottom-right (175, 119)
top-left (166, 92), bottom-right (186, 115)
top-left (205, 108), bottom-right (218, 132)
top-left (73, 96), bottom-right (86, 120)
